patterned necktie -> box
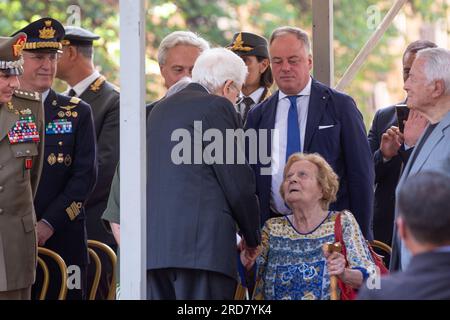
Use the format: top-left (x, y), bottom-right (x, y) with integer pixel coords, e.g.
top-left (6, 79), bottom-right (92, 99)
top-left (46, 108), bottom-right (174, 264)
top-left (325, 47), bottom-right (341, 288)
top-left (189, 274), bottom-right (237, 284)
top-left (68, 89), bottom-right (77, 97)
top-left (286, 95), bottom-right (301, 161)
top-left (242, 97), bottom-right (254, 122)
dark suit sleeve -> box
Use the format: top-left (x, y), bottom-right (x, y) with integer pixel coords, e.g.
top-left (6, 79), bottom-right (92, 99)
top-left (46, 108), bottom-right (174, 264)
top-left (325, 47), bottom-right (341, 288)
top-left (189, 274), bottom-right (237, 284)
top-left (339, 96), bottom-right (374, 239)
top-left (398, 144), bottom-right (414, 164)
top-left (368, 109), bottom-right (402, 184)
top-left (368, 109), bottom-right (381, 155)
top-left (87, 93), bottom-right (120, 206)
top-left (42, 103), bottom-right (98, 231)
top-left (204, 98), bottom-right (261, 248)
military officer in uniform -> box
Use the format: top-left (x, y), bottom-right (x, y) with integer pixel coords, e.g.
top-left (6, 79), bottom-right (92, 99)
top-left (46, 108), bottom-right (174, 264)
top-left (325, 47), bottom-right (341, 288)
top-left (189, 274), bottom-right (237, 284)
top-left (13, 18), bottom-right (97, 300)
top-left (227, 32), bottom-right (273, 122)
top-left (56, 25), bottom-right (119, 299)
top-left (0, 33), bottom-right (44, 300)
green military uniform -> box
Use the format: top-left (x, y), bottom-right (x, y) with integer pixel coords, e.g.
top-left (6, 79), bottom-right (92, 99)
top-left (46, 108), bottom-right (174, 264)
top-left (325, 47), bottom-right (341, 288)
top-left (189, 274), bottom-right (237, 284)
top-left (0, 33), bottom-right (44, 300)
top-left (60, 26), bottom-right (120, 299)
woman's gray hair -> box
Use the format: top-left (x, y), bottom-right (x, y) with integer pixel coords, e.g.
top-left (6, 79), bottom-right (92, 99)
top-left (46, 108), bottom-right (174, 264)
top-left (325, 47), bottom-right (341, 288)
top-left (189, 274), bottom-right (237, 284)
top-left (269, 26), bottom-right (311, 55)
top-left (416, 47), bottom-right (450, 95)
top-left (157, 31), bottom-right (210, 66)
top-left (192, 48), bottom-right (248, 93)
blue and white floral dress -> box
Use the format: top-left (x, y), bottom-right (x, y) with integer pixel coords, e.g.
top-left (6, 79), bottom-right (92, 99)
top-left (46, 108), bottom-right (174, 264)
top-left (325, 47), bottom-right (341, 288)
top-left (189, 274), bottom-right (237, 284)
top-left (253, 211), bottom-right (375, 300)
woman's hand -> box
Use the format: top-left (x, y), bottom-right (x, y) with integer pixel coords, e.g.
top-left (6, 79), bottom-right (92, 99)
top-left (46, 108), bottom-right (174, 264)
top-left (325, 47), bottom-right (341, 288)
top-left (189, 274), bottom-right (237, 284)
top-left (323, 247), bottom-right (364, 288)
top-left (323, 250), bottom-right (346, 278)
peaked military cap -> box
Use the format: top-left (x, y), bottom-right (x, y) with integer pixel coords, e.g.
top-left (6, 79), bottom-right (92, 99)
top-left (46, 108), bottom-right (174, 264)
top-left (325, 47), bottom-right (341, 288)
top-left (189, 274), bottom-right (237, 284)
top-left (62, 26), bottom-right (100, 47)
top-left (12, 17), bottom-right (65, 52)
top-left (0, 33), bottom-right (27, 75)
top-left (227, 32), bottom-right (269, 58)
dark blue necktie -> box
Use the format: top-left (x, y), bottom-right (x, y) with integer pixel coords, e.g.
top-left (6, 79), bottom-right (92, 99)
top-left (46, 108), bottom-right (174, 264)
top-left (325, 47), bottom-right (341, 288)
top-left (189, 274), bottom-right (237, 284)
top-left (286, 95), bottom-right (301, 161)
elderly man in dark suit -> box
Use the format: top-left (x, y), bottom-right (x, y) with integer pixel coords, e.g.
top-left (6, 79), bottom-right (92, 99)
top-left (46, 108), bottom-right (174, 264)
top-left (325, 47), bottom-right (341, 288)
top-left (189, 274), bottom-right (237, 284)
top-left (56, 25), bottom-right (120, 299)
top-left (358, 171), bottom-right (450, 300)
top-left (14, 18), bottom-right (97, 300)
top-left (368, 40), bottom-right (436, 246)
top-left (147, 48), bottom-right (261, 299)
top-left (0, 33), bottom-right (44, 300)
top-left (245, 26), bottom-right (374, 239)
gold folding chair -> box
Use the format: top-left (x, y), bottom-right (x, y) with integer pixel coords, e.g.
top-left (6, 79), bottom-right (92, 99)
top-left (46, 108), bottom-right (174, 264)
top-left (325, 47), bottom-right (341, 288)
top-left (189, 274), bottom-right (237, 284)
top-left (88, 248), bottom-right (102, 300)
top-left (87, 240), bottom-right (117, 300)
top-left (369, 240), bottom-right (392, 255)
top-left (37, 247), bottom-right (68, 300)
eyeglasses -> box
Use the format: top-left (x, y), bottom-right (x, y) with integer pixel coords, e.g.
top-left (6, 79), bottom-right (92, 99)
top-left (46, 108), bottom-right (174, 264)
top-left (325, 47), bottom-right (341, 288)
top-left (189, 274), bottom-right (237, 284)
top-left (228, 82), bottom-right (243, 105)
top-left (235, 93), bottom-right (244, 105)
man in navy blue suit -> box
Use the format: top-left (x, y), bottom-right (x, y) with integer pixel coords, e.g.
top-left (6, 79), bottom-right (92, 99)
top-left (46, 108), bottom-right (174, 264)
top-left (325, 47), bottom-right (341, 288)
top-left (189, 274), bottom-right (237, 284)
top-left (14, 18), bottom-right (97, 300)
top-left (245, 26), bottom-right (374, 239)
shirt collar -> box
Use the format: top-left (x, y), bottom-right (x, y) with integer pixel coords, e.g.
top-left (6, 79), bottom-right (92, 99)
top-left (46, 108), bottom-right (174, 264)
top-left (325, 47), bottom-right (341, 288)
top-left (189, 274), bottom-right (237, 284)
top-left (68, 70), bottom-right (101, 97)
top-left (278, 76), bottom-right (312, 101)
top-left (246, 87), bottom-right (265, 103)
top-left (42, 89), bottom-right (50, 102)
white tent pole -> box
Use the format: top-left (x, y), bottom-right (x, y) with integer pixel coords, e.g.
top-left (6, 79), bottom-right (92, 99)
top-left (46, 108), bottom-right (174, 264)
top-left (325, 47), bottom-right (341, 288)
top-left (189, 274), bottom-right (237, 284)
top-left (119, 0), bottom-right (146, 300)
top-left (335, 0), bottom-right (408, 91)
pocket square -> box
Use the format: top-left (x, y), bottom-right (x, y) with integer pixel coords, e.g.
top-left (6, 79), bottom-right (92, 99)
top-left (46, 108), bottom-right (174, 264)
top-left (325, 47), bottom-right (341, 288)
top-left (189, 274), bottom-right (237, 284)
top-left (318, 125), bottom-right (334, 130)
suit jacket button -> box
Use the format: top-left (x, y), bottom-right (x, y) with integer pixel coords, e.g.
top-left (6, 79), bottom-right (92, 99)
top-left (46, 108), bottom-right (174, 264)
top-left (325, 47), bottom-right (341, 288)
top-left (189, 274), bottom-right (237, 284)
top-left (0, 209), bottom-right (3, 215)
top-left (0, 186), bottom-right (3, 192)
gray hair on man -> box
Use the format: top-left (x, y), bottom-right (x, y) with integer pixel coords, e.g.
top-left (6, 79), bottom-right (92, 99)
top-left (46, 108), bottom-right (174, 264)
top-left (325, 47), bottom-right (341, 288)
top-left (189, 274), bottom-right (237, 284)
top-left (157, 31), bottom-right (210, 66)
top-left (269, 26), bottom-right (311, 55)
top-left (191, 48), bottom-right (248, 94)
top-left (416, 47), bottom-right (450, 95)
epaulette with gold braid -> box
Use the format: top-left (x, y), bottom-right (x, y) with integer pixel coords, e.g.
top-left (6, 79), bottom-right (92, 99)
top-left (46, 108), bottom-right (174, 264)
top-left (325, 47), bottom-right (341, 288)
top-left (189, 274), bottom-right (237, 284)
top-left (70, 97), bottom-right (81, 104)
top-left (13, 89), bottom-right (41, 102)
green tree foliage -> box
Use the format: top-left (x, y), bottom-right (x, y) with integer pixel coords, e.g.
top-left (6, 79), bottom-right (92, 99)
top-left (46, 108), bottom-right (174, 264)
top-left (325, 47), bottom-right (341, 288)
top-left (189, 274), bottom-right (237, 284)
top-left (0, 0), bottom-right (120, 92)
top-left (1, 0), bottom-right (447, 125)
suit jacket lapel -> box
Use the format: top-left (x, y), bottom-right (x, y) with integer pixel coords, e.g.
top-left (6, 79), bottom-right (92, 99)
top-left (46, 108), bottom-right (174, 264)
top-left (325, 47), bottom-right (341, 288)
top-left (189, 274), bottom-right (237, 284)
top-left (409, 111), bottom-right (450, 174)
top-left (304, 80), bottom-right (328, 151)
top-left (260, 91), bottom-right (279, 160)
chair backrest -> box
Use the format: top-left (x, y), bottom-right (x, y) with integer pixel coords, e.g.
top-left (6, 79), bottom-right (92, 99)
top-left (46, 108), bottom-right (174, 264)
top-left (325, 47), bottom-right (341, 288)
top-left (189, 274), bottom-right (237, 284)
top-left (37, 247), bottom-right (68, 300)
top-left (370, 240), bottom-right (392, 255)
top-left (88, 248), bottom-right (102, 300)
top-left (369, 240), bottom-right (392, 269)
top-left (87, 240), bottom-right (117, 300)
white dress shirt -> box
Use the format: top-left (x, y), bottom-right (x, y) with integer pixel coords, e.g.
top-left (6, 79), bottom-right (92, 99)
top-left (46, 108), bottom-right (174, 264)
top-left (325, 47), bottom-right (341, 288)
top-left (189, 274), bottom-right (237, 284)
top-left (270, 77), bottom-right (312, 215)
top-left (237, 86), bottom-right (265, 116)
top-left (65, 70), bottom-right (100, 97)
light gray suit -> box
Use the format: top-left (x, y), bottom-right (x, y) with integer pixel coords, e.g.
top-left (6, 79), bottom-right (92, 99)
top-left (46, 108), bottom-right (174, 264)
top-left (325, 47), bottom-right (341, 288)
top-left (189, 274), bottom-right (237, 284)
top-left (391, 111), bottom-right (450, 270)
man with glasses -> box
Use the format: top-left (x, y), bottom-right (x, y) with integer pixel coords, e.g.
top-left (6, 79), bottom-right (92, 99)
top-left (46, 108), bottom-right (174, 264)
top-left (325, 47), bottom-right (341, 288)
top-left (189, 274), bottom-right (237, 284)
top-left (13, 18), bottom-right (97, 300)
top-left (146, 48), bottom-right (260, 299)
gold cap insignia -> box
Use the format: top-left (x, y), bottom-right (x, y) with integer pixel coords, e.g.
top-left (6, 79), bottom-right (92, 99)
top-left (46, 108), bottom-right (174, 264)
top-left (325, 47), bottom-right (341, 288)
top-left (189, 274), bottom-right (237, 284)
top-left (228, 33), bottom-right (253, 52)
top-left (39, 20), bottom-right (56, 39)
top-left (12, 35), bottom-right (27, 57)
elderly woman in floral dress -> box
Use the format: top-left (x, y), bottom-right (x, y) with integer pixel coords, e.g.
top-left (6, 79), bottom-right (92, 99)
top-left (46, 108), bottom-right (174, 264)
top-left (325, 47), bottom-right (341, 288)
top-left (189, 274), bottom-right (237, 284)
top-left (241, 153), bottom-right (375, 300)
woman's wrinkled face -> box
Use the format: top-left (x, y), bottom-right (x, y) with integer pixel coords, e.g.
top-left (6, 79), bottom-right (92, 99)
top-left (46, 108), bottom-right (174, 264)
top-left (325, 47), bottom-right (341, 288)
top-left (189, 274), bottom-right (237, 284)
top-left (283, 160), bottom-right (323, 207)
